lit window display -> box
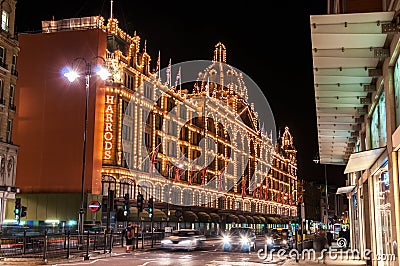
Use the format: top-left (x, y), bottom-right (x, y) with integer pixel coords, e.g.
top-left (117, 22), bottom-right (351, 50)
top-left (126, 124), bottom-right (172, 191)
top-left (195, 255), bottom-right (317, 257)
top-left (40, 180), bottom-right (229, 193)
top-left (370, 93), bottom-right (386, 149)
top-left (374, 169), bottom-right (393, 266)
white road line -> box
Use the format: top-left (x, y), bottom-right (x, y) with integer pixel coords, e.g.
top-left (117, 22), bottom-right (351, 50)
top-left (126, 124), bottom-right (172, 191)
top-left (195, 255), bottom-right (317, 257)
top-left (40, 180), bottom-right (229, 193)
top-left (52, 259), bottom-right (100, 266)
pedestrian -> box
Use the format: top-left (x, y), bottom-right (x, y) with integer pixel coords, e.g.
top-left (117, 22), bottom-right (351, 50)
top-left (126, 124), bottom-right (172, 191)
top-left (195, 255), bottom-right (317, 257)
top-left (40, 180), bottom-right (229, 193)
top-left (318, 230), bottom-right (329, 264)
top-left (326, 230), bottom-right (333, 246)
top-left (125, 221), bottom-right (134, 253)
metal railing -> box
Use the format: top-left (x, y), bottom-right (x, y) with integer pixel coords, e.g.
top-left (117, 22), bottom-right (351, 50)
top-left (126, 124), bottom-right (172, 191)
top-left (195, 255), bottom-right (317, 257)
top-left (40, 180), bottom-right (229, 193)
top-left (0, 230), bottom-right (123, 260)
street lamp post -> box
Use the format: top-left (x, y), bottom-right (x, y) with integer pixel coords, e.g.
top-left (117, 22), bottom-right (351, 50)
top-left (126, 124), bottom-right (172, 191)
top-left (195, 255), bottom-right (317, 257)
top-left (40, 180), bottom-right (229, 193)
top-left (63, 57), bottom-right (110, 237)
top-left (313, 154), bottom-right (329, 228)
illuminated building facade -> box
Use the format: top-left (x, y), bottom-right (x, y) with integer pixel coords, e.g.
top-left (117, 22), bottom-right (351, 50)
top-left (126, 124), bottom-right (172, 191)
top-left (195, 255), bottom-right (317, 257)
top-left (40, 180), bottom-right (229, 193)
top-left (13, 16), bottom-right (298, 232)
top-left (0, 0), bottom-right (19, 225)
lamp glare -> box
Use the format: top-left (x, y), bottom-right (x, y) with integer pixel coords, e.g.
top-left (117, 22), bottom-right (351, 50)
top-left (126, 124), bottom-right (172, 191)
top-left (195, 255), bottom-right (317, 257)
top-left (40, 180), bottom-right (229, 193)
top-left (64, 71), bottom-right (79, 82)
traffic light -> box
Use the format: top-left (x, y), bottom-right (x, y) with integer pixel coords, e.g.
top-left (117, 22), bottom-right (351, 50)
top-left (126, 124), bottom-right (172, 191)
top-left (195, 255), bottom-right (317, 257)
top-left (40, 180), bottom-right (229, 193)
top-left (14, 198), bottom-right (21, 221)
top-left (123, 193), bottom-right (130, 216)
top-left (137, 192), bottom-right (143, 212)
top-left (21, 206), bottom-right (27, 218)
top-left (148, 197), bottom-right (154, 218)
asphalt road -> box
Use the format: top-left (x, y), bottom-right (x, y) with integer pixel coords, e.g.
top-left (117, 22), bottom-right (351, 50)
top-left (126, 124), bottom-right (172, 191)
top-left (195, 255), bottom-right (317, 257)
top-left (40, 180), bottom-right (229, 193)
top-left (50, 238), bottom-right (288, 266)
top-left (51, 249), bottom-right (286, 266)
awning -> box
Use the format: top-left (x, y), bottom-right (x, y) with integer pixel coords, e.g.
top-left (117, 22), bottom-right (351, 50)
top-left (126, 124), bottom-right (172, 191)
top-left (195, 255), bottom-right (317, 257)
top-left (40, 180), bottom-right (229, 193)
top-left (336, 185), bottom-right (356, 194)
top-left (310, 12), bottom-right (394, 165)
top-left (183, 210), bottom-right (199, 222)
top-left (209, 213), bottom-right (221, 223)
top-left (225, 213), bottom-right (240, 223)
top-left (245, 215), bottom-right (254, 224)
top-left (344, 147), bottom-right (385, 174)
top-left (257, 216), bottom-right (266, 224)
top-left (237, 215), bottom-right (247, 224)
top-left (266, 217), bottom-right (277, 224)
top-left (252, 216), bottom-right (261, 224)
top-left (129, 207), bottom-right (151, 222)
top-left (168, 210), bottom-right (182, 222)
top-left (197, 212), bottom-right (212, 223)
top-left (153, 208), bottom-right (167, 221)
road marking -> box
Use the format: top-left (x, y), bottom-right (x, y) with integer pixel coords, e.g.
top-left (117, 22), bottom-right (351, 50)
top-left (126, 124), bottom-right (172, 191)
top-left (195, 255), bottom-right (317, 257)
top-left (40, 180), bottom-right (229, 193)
top-left (52, 259), bottom-right (100, 266)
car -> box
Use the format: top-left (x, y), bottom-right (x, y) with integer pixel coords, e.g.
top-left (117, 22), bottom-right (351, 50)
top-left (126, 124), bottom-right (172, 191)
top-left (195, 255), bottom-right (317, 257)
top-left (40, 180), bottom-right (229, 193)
top-left (265, 228), bottom-right (293, 250)
top-left (222, 227), bottom-right (257, 252)
top-left (160, 229), bottom-right (206, 251)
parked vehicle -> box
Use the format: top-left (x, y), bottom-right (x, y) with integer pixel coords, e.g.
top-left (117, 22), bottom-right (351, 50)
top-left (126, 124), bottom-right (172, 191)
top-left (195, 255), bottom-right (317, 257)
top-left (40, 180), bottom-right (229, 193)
top-left (222, 227), bottom-right (257, 252)
top-left (160, 229), bottom-right (206, 251)
top-left (265, 228), bottom-right (293, 250)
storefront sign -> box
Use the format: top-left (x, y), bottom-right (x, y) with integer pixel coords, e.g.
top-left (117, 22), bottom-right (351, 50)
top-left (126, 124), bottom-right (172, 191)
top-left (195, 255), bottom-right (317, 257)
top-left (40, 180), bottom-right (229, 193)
top-left (103, 94), bottom-right (116, 162)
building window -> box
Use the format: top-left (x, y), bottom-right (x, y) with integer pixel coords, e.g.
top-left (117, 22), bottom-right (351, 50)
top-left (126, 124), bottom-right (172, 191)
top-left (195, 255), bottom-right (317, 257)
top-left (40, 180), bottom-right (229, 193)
top-left (122, 100), bottom-right (131, 116)
top-left (370, 92), bottom-right (386, 148)
top-left (11, 54), bottom-right (16, 75)
top-left (1, 10), bottom-right (9, 32)
top-left (6, 119), bottom-right (12, 143)
top-left (9, 84), bottom-right (14, 108)
top-left (143, 82), bottom-right (153, 99)
top-left (0, 47), bottom-right (5, 67)
top-left (101, 175), bottom-right (116, 195)
top-left (122, 124), bottom-right (131, 140)
top-left (0, 79), bottom-right (3, 104)
top-left (119, 178), bottom-right (134, 198)
top-left (123, 151), bottom-right (131, 168)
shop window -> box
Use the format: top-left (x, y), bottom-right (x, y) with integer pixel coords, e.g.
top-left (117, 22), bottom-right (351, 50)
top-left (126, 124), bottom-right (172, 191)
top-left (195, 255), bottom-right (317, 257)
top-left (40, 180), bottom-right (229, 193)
top-left (370, 92), bottom-right (387, 148)
top-left (101, 175), bottom-right (116, 195)
top-left (1, 10), bottom-right (9, 32)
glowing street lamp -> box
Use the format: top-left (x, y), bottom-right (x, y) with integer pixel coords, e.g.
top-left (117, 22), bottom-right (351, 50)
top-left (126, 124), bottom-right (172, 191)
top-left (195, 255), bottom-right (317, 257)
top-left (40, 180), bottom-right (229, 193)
top-left (63, 56), bottom-right (110, 237)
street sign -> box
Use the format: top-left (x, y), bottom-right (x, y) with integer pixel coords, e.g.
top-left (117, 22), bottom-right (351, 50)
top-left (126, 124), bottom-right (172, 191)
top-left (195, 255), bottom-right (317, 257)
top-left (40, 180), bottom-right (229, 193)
top-left (88, 201), bottom-right (101, 212)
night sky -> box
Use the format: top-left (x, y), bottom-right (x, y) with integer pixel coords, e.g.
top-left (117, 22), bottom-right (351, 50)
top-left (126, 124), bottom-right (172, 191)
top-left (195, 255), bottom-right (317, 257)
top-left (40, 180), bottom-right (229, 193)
top-left (15, 1), bottom-right (346, 187)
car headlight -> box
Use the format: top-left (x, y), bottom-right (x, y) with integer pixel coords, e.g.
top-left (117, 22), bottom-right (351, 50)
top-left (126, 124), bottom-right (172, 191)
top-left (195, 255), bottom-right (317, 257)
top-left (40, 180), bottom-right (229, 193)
top-left (266, 237), bottom-right (273, 245)
top-left (240, 236), bottom-right (250, 245)
top-left (282, 240), bottom-right (287, 245)
top-left (161, 240), bottom-right (172, 244)
top-left (223, 236), bottom-right (231, 244)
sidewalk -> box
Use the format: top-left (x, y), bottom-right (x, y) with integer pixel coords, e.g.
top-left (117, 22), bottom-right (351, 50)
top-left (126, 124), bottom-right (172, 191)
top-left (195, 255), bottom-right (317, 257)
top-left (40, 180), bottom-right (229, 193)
top-left (282, 251), bottom-right (367, 266)
top-left (0, 246), bottom-right (157, 265)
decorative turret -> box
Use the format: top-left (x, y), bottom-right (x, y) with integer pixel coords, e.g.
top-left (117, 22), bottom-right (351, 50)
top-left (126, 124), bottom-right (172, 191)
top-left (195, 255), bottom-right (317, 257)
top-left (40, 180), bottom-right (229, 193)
top-left (213, 42), bottom-right (226, 63)
top-left (280, 127), bottom-right (297, 162)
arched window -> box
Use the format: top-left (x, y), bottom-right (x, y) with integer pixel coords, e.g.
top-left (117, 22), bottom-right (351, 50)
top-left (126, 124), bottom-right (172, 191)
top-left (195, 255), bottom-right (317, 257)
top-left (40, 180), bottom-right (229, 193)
top-left (207, 193), bottom-right (212, 208)
top-left (137, 180), bottom-right (153, 200)
top-left (171, 186), bottom-right (181, 205)
top-left (200, 192), bottom-right (206, 206)
top-left (119, 178), bottom-right (134, 198)
top-left (102, 175), bottom-right (116, 196)
top-left (155, 183), bottom-right (162, 202)
top-left (182, 189), bottom-right (192, 206)
top-left (163, 185), bottom-right (170, 203)
top-left (194, 191), bottom-right (200, 206)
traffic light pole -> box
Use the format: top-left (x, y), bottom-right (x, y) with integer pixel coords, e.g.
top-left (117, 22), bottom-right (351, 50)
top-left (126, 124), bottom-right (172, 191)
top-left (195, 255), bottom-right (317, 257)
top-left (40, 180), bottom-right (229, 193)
top-left (149, 197), bottom-right (154, 248)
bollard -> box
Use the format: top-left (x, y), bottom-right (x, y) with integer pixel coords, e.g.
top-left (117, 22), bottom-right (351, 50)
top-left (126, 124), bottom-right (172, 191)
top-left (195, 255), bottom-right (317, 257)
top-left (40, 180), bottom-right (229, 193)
top-left (103, 230), bottom-right (107, 254)
top-left (109, 229), bottom-right (113, 253)
top-left (94, 231), bottom-right (97, 251)
top-left (63, 230), bottom-right (67, 250)
top-left (135, 226), bottom-right (139, 249)
top-left (84, 230), bottom-right (90, 260)
top-left (23, 230), bottom-right (26, 255)
top-left (43, 231), bottom-right (48, 263)
top-left (66, 230), bottom-right (71, 259)
top-left (121, 230), bottom-right (124, 248)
